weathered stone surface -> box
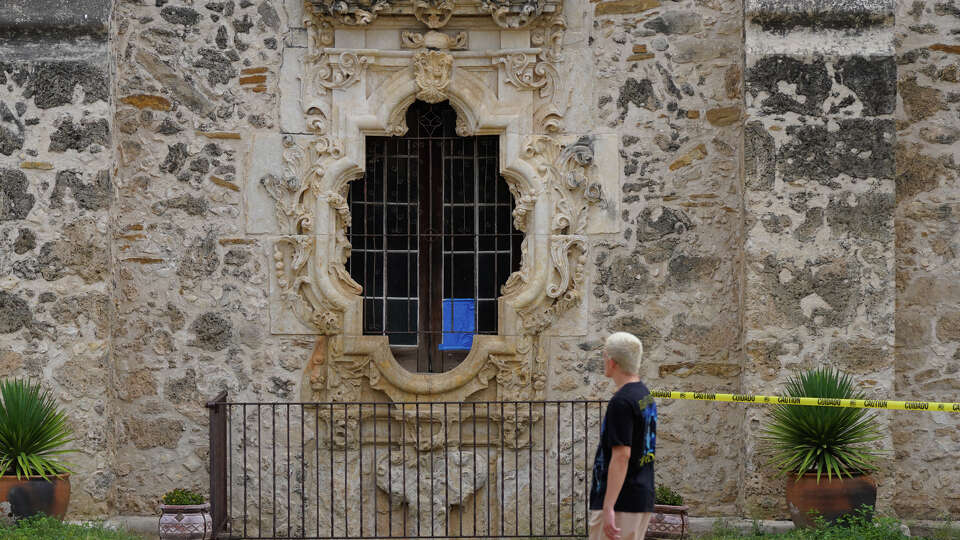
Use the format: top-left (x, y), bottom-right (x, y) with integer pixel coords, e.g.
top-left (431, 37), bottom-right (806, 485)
top-left (895, 142), bottom-right (944, 201)
top-left (123, 417), bottom-right (184, 449)
top-left (13, 228), bottom-right (36, 254)
top-left (835, 56), bottom-right (897, 116)
top-left (744, 121), bottom-right (774, 190)
top-left (50, 170), bottom-right (112, 210)
top-left (0, 292), bottom-right (31, 333)
top-left (189, 312), bottom-right (233, 352)
top-left (778, 119), bottom-right (894, 182)
top-left (825, 192), bottom-right (894, 242)
top-left (49, 116), bottom-right (109, 152)
top-left (936, 312), bottom-right (960, 342)
top-left (898, 75), bottom-right (944, 122)
top-left (747, 0), bottom-right (893, 31)
top-left (0, 169), bottom-right (35, 221)
top-left (25, 62), bottom-right (109, 109)
top-left (747, 56), bottom-right (830, 116)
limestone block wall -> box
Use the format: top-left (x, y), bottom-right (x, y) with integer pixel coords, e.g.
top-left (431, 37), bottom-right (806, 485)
top-left (893, 0), bottom-right (960, 518)
top-left (741, 0), bottom-right (899, 515)
top-left (0, 0), bottom-right (118, 516)
top-left (580, 0), bottom-right (745, 515)
top-left (110, 0), bottom-right (316, 514)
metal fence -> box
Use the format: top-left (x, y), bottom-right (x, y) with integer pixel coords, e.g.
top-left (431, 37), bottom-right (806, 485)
top-left (207, 393), bottom-right (606, 539)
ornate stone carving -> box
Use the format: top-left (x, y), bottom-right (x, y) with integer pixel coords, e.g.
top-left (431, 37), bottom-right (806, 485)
top-left (307, 0), bottom-right (562, 31)
top-left (401, 30), bottom-right (467, 50)
top-left (413, 50), bottom-right (454, 103)
top-left (308, 0), bottom-right (389, 26)
top-left (377, 450), bottom-right (488, 533)
top-left (500, 136), bottom-right (601, 334)
top-left (413, 0), bottom-right (455, 28)
top-left (306, 51), bottom-right (372, 95)
top-left (492, 15), bottom-right (566, 132)
top-left (479, 0), bottom-right (545, 28)
top-left (265, 136), bottom-right (359, 333)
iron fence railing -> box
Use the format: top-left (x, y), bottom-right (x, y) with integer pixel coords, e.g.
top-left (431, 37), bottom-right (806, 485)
top-left (207, 394), bottom-right (606, 539)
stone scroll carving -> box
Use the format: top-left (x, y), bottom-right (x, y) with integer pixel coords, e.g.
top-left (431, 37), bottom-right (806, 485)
top-left (307, 0), bottom-right (561, 29)
top-left (500, 136), bottom-right (601, 335)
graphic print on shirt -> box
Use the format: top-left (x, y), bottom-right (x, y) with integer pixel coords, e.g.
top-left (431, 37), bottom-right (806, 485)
top-left (638, 399), bottom-right (657, 465)
top-left (590, 416), bottom-right (609, 504)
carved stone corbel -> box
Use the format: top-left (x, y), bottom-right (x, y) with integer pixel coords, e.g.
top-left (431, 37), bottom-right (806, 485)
top-left (413, 0), bottom-right (455, 28)
top-left (413, 50), bottom-right (454, 103)
top-left (479, 0), bottom-right (545, 28)
top-left (401, 30), bottom-right (467, 50)
top-left (307, 0), bottom-right (390, 25)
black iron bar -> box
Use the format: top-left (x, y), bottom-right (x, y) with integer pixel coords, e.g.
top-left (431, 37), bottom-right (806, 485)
top-left (286, 404), bottom-right (291, 538)
top-left (243, 404), bottom-right (248, 538)
top-left (527, 401), bottom-right (532, 535)
top-left (212, 398), bottom-right (609, 539)
top-left (373, 403), bottom-right (378, 538)
top-left (329, 402), bottom-right (333, 537)
top-left (359, 404), bottom-right (364, 537)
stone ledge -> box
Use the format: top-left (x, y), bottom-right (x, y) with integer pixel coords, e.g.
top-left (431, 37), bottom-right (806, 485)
top-left (746, 0), bottom-right (894, 32)
top-left (0, 0), bottom-right (111, 40)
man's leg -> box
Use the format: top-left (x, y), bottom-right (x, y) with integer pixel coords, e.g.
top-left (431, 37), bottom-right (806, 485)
top-left (588, 510), bottom-right (604, 540)
top-left (617, 511), bottom-right (654, 540)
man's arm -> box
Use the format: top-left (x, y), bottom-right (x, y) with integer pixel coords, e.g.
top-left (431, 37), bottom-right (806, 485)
top-left (602, 445), bottom-right (631, 540)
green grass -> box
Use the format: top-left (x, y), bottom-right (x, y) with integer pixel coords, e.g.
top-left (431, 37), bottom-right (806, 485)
top-left (0, 515), bottom-right (143, 540)
top-left (696, 507), bottom-right (960, 540)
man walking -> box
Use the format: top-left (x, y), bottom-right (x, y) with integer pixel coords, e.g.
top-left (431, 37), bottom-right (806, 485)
top-left (589, 332), bottom-right (657, 540)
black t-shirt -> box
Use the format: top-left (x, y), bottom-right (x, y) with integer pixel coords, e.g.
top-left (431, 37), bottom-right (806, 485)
top-left (589, 381), bottom-right (657, 512)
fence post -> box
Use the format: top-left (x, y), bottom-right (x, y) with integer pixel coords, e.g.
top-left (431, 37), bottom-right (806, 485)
top-left (206, 391), bottom-right (229, 538)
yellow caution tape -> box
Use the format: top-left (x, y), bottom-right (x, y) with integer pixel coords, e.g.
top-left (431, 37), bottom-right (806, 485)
top-left (649, 390), bottom-right (960, 413)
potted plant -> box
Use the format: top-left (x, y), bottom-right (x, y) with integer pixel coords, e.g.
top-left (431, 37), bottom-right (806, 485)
top-left (159, 488), bottom-right (212, 540)
top-left (646, 485), bottom-right (689, 539)
top-left (761, 366), bottom-right (884, 527)
top-left (0, 378), bottom-right (75, 520)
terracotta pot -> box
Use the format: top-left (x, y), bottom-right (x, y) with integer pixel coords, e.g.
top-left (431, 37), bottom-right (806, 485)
top-left (646, 504), bottom-right (689, 539)
top-left (0, 474), bottom-right (70, 520)
top-left (786, 473), bottom-right (877, 528)
top-left (159, 503), bottom-right (213, 540)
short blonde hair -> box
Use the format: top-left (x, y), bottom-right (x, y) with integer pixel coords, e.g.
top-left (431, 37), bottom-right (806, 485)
top-left (604, 332), bottom-right (643, 375)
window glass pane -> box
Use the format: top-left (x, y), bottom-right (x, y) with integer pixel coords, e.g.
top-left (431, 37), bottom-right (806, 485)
top-left (364, 298), bottom-right (383, 333)
top-left (478, 253), bottom-right (495, 298)
top-left (443, 253), bottom-right (452, 298)
top-left (478, 300), bottom-right (497, 334)
top-left (452, 253), bottom-right (474, 298)
top-left (386, 252), bottom-right (409, 298)
top-left (387, 300), bottom-right (411, 332)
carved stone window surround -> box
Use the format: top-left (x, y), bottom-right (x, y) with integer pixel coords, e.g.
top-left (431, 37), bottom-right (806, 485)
top-left (264, 10), bottom-right (621, 405)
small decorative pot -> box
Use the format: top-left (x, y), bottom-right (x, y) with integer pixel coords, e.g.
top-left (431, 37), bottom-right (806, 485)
top-left (159, 503), bottom-right (213, 540)
top-left (786, 473), bottom-right (877, 528)
top-left (0, 474), bottom-right (71, 521)
top-left (646, 504), bottom-right (689, 539)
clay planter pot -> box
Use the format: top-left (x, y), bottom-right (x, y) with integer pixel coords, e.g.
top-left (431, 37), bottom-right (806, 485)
top-left (786, 473), bottom-right (877, 528)
top-left (645, 504), bottom-right (689, 539)
top-left (158, 503), bottom-right (213, 540)
top-left (0, 474), bottom-right (70, 520)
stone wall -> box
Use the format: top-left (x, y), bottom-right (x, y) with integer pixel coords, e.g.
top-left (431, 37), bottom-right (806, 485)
top-left (0, 0), bottom-right (957, 523)
top-left (893, 0), bottom-right (960, 518)
top-left (741, 0), bottom-right (898, 515)
top-left (0, 0), bottom-right (117, 516)
top-left (582, 0), bottom-right (745, 515)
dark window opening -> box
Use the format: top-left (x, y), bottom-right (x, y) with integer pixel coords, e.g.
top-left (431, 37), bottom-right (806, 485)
top-left (347, 101), bottom-right (523, 373)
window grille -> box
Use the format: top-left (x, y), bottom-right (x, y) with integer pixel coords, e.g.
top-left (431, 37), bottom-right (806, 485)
top-left (347, 101), bottom-right (523, 373)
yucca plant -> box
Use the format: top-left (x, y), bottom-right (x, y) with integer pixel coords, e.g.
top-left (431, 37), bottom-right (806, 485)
top-left (0, 379), bottom-right (75, 479)
top-left (761, 367), bottom-right (884, 482)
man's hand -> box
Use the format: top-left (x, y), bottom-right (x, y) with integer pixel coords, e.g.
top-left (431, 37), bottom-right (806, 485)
top-left (602, 507), bottom-right (620, 540)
